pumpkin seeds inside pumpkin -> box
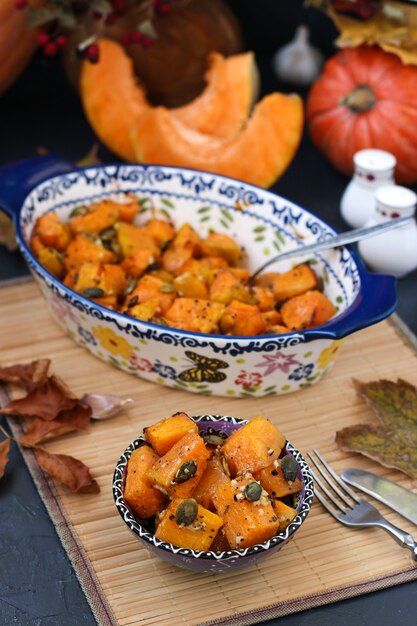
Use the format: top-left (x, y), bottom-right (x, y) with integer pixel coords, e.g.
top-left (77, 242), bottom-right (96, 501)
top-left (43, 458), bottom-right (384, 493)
top-left (82, 286), bottom-right (105, 298)
top-left (281, 455), bottom-right (298, 482)
top-left (175, 498), bottom-right (198, 526)
top-left (175, 460), bottom-right (197, 483)
top-left (244, 481), bottom-right (262, 501)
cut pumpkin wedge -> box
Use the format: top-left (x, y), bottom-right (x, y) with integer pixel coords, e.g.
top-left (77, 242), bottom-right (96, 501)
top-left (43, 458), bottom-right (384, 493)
top-left (131, 93), bottom-right (304, 188)
top-left (80, 38), bottom-right (259, 161)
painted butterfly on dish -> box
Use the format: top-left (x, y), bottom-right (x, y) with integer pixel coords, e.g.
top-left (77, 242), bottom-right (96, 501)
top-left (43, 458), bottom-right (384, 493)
top-left (179, 351), bottom-right (229, 383)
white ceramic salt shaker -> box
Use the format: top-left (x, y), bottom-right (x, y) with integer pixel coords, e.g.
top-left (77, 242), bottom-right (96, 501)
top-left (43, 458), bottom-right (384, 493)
top-left (358, 185), bottom-right (417, 278)
top-left (340, 149), bottom-right (396, 228)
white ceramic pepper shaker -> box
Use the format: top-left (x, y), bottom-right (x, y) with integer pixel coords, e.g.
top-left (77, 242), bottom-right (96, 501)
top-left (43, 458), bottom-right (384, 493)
top-left (358, 185), bottom-right (417, 278)
top-left (340, 149), bottom-right (396, 228)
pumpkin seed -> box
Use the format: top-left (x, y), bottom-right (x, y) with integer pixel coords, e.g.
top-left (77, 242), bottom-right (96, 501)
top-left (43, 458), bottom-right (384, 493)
top-left (146, 262), bottom-right (161, 272)
top-left (281, 455), bottom-right (298, 482)
top-left (124, 277), bottom-right (138, 296)
top-left (69, 205), bottom-right (88, 218)
top-left (82, 287), bottom-right (105, 298)
top-left (159, 283), bottom-right (175, 293)
top-left (175, 498), bottom-right (198, 526)
top-left (175, 460), bottom-right (197, 483)
top-left (202, 432), bottom-right (226, 447)
top-left (161, 239), bottom-right (173, 252)
top-left (127, 295), bottom-right (139, 308)
top-left (244, 481), bottom-right (262, 501)
top-left (100, 227), bottom-right (116, 242)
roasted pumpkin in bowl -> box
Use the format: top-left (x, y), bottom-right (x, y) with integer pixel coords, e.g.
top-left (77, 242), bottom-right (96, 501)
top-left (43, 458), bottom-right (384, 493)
top-left (0, 156), bottom-right (397, 397)
top-left (113, 413), bottom-right (314, 572)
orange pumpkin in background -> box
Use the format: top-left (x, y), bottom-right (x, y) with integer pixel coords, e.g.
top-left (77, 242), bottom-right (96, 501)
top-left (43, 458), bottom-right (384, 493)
top-left (0, 0), bottom-right (37, 96)
top-left (306, 46), bottom-right (417, 184)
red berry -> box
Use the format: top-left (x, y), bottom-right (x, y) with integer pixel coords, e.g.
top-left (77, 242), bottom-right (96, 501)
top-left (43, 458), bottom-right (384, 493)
top-left (86, 43), bottom-right (100, 64)
top-left (56, 35), bottom-right (68, 49)
top-left (156, 2), bottom-right (171, 16)
top-left (36, 32), bottom-right (50, 47)
top-left (14, 0), bottom-right (28, 9)
top-left (130, 31), bottom-right (143, 44)
top-left (141, 36), bottom-right (153, 48)
top-left (105, 12), bottom-right (117, 25)
top-left (43, 42), bottom-right (59, 57)
top-left (113, 0), bottom-right (125, 12)
top-left (120, 33), bottom-right (131, 46)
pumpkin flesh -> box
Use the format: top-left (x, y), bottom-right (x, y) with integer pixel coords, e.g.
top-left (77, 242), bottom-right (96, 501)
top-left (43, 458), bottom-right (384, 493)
top-left (131, 93), bottom-right (304, 188)
top-left (80, 38), bottom-right (258, 161)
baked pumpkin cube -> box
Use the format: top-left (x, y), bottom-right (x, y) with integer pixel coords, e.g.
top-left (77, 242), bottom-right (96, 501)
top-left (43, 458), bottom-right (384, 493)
top-left (143, 218), bottom-right (175, 247)
top-left (272, 499), bottom-right (298, 532)
top-left (144, 412), bottom-right (198, 456)
top-left (191, 458), bottom-right (229, 511)
top-left (126, 299), bottom-right (160, 321)
top-left (173, 272), bottom-right (209, 299)
top-left (261, 309), bottom-right (283, 328)
top-left (254, 459), bottom-right (302, 499)
top-left (116, 222), bottom-right (160, 259)
top-left (221, 415), bottom-right (286, 476)
top-left (155, 498), bottom-right (223, 551)
top-left (70, 200), bottom-right (119, 235)
top-left (256, 263), bottom-right (318, 302)
top-left (64, 234), bottom-right (117, 270)
top-left (173, 223), bottom-right (201, 255)
top-left (128, 274), bottom-right (176, 315)
top-left (124, 445), bottom-right (166, 519)
top-left (37, 247), bottom-right (65, 279)
top-left (161, 245), bottom-right (194, 274)
top-left (73, 262), bottom-right (127, 298)
top-left (34, 213), bottom-right (71, 251)
top-left (146, 431), bottom-right (210, 499)
top-left (121, 248), bottom-right (158, 278)
top-left (280, 290), bottom-right (337, 330)
top-left (200, 232), bottom-right (241, 266)
top-left (220, 300), bottom-right (266, 336)
top-left (117, 200), bottom-right (139, 223)
top-left (251, 286), bottom-right (275, 312)
top-left (212, 473), bottom-right (279, 549)
top-left (209, 269), bottom-right (251, 305)
top-left (165, 298), bottom-right (225, 334)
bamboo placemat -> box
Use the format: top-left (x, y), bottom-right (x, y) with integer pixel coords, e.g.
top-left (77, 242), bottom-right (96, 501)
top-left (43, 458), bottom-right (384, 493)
top-left (1, 280), bottom-right (417, 626)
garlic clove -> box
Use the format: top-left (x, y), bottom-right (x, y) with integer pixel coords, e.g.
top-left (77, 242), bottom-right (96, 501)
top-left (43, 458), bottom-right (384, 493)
top-left (272, 25), bottom-right (324, 87)
top-left (81, 393), bottom-right (134, 419)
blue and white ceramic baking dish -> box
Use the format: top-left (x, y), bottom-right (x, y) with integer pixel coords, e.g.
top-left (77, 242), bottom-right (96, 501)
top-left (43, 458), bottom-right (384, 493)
top-left (0, 155), bottom-right (397, 397)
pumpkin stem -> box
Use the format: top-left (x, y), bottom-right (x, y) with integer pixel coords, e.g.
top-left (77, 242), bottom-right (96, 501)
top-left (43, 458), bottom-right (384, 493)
top-left (340, 85), bottom-right (376, 113)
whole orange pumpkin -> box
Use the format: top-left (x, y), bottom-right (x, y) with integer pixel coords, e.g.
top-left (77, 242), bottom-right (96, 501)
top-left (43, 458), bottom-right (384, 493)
top-left (306, 46), bottom-right (417, 184)
top-left (0, 0), bottom-right (37, 96)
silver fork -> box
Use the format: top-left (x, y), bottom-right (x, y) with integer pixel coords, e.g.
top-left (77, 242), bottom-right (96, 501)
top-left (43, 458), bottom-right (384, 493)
top-left (307, 449), bottom-right (417, 561)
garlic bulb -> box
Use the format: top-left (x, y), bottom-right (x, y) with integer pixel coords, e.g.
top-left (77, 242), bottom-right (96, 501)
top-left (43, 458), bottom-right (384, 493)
top-left (272, 25), bottom-right (324, 87)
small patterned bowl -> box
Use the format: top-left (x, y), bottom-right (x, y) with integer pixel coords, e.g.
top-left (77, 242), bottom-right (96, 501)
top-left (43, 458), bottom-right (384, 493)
top-left (0, 155), bottom-right (397, 397)
top-left (113, 414), bottom-right (314, 573)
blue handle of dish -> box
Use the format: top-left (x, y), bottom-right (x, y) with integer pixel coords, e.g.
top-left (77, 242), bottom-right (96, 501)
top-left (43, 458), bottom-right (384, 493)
top-left (0, 154), bottom-right (74, 221)
top-left (306, 265), bottom-right (397, 340)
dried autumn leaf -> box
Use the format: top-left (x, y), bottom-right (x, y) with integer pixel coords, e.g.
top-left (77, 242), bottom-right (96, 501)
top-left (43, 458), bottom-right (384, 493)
top-left (0, 359), bottom-right (50, 391)
top-left (328, 5), bottom-right (417, 66)
top-left (34, 447), bottom-right (100, 493)
top-left (0, 375), bottom-right (78, 421)
top-left (335, 378), bottom-right (417, 478)
top-left (0, 438), bottom-right (11, 480)
top-left (19, 403), bottom-right (92, 446)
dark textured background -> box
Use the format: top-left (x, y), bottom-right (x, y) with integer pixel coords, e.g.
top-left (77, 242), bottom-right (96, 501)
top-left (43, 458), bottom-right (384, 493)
top-left (1, 1), bottom-right (417, 624)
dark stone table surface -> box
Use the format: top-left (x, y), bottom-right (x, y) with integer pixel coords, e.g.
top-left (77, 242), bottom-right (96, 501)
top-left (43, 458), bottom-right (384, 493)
top-left (0, 1), bottom-right (416, 624)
